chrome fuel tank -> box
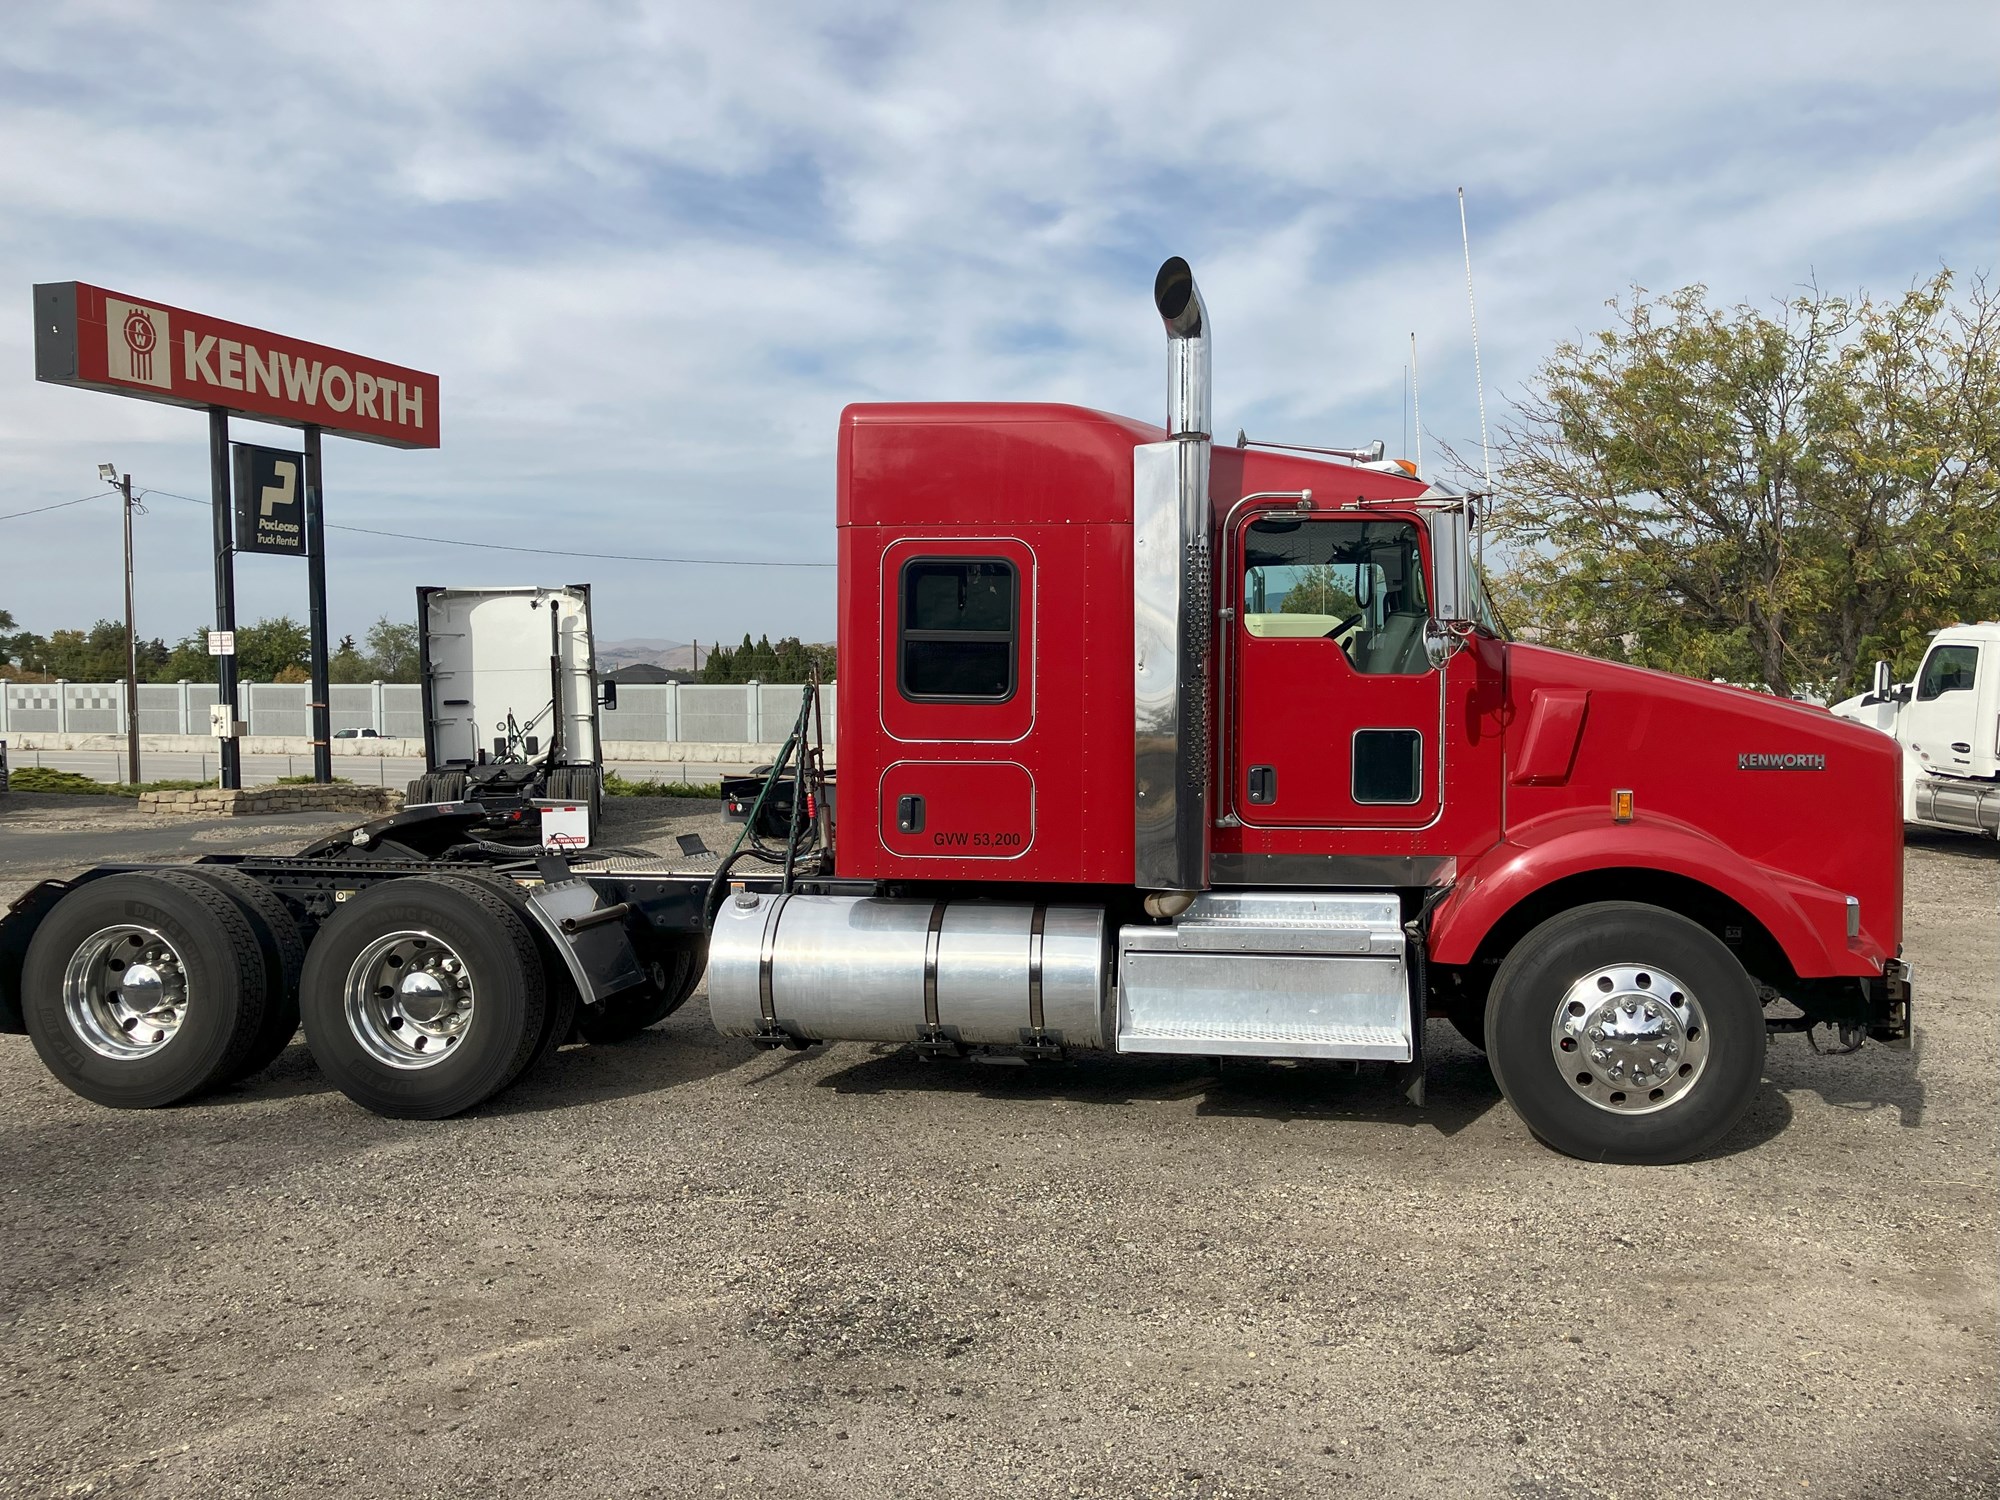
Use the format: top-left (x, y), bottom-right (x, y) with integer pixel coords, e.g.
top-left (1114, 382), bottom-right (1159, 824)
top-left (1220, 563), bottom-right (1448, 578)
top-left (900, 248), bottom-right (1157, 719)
top-left (708, 894), bottom-right (1109, 1048)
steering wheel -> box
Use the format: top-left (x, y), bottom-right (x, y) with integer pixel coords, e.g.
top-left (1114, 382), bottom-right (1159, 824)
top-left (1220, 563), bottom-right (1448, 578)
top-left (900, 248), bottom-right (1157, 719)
top-left (1323, 610), bottom-right (1365, 646)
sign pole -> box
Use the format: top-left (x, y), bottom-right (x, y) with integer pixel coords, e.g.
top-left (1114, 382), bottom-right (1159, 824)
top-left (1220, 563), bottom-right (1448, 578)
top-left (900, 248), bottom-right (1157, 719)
top-left (303, 425), bottom-right (332, 784)
top-left (208, 406), bottom-right (240, 790)
top-left (120, 471), bottom-right (141, 787)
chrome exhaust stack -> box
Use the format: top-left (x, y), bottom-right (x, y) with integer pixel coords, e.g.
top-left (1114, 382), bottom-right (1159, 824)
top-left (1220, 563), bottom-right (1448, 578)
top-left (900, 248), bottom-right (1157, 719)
top-left (1155, 257), bottom-right (1210, 441)
top-left (1133, 257), bottom-right (1214, 894)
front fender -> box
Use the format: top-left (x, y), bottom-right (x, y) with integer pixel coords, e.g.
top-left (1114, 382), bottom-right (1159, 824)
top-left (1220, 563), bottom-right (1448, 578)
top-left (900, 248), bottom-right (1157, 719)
top-left (1427, 809), bottom-right (1874, 978)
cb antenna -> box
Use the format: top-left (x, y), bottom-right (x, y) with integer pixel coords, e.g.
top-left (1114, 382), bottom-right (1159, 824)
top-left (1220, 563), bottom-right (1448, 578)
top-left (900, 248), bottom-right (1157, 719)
top-left (1459, 186), bottom-right (1492, 573)
top-left (1408, 332), bottom-right (1423, 479)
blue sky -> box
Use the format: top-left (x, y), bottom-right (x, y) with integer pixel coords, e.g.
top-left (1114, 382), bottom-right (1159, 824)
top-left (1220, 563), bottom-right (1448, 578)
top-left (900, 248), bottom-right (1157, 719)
top-left (2, 0), bottom-right (1994, 652)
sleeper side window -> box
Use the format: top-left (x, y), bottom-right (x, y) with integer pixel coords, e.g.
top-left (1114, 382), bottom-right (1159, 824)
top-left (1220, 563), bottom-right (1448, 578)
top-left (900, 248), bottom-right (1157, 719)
top-left (899, 558), bottom-right (1018, 702)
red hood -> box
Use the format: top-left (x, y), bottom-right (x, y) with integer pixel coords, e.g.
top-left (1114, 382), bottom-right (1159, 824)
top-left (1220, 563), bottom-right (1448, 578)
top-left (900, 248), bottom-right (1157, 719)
top-left (1502, 644), bottom-right (1903, 965)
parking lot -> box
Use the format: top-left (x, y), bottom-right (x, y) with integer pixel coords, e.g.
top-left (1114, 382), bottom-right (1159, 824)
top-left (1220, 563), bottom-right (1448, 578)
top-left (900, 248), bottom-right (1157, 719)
top-left (0, 796), bottom-right (1992, 1499)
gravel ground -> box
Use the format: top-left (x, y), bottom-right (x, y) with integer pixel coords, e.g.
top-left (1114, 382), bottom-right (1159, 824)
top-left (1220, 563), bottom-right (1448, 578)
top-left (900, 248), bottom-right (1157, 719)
top-left (0, 796), bottom-right (1993, 1499)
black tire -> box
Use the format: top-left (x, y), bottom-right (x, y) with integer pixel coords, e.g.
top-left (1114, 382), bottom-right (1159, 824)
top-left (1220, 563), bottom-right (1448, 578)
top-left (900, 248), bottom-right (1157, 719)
top-left (575, 940), bottom-right (703, 1044)
top-left (299, 875), bottom-right (547, 1119)
top-left (438, 770), bottom-right (467, 801)
top-left (21, 871), bottom-right (269, 1109)
top-left (1485, 901), bottom-right (1765, 1165)
top-left (521, 953), bottom-right (580, 1076)
top-left (405, 774), bottom-right (434, 805)
top-left (177, 865), bottom-right (307, 1081)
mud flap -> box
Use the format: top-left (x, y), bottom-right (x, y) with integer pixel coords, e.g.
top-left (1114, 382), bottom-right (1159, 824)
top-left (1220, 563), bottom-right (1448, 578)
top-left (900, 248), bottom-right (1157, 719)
top-left (522, 878), bottom-right (647, 1003)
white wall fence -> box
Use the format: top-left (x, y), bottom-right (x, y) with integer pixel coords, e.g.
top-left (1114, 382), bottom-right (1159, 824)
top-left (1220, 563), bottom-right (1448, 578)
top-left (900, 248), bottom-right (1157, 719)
top-left (0, 680), bottom-right (836, 749)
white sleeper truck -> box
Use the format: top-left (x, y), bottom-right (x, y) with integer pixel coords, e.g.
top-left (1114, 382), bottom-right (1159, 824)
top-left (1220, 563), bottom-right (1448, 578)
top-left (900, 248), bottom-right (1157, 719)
top-left (1832, 621), bottom-right (2000, 838)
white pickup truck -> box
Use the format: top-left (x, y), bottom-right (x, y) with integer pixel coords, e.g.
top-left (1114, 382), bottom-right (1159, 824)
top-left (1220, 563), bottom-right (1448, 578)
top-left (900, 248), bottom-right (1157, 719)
top-left (1831, 621), bottom-right (2000, 837)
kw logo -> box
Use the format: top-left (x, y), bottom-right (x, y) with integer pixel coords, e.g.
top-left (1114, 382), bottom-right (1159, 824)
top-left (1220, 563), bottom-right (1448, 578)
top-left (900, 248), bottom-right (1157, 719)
top-left (1737, 752), bottom-right (1826, 771)
top-left (104, 298), bottom-right (172, 391)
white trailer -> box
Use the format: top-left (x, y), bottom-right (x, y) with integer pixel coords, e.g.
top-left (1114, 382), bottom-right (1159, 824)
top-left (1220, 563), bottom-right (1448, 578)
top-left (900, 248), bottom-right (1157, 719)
top-left (1831, 621), bottom-right (2000, 837)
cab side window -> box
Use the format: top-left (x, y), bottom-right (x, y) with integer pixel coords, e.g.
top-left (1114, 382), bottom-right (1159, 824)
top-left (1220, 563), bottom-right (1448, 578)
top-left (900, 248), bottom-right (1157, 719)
top-left (899, 558), bottom-right (1017, 702)
top-left (1242, 519), bottom-right (1430, 674)
top-left (1916, 644), bottom-right (1978, 701)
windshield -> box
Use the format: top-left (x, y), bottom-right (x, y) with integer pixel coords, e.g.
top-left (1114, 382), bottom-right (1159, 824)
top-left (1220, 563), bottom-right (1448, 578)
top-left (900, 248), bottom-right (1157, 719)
top-left (1466, 561), bottom-right (1507, 640)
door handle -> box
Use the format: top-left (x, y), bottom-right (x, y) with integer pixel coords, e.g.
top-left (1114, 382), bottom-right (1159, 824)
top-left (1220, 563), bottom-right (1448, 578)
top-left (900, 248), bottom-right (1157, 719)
top-left (896, 794), bottom-right (925, 833)
top-left (1247, 765), bottom-right (1277, 805)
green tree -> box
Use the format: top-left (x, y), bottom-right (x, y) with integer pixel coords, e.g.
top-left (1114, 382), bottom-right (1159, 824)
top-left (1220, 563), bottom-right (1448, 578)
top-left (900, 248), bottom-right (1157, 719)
top-left (0, 606), bottom-right (32, 667)
top-left (699, 637), bottom-right (740, 683)
top-left (158, 629), bottom-right (213, 682)
top-left (234, 617), bottom-right (311, 681)
top-left (697, 634), bottom-right (833, 683)
top-left (1278, 564), bottom-right (1361, 619)
top-left (17, 619), bottom-right (168, 680)
top-left (328, 633), bottom-right (373, 684)
top-left (363, 617), bottom-right (420, 681)
top-left (1492, 270), bottom-right (2000, 697)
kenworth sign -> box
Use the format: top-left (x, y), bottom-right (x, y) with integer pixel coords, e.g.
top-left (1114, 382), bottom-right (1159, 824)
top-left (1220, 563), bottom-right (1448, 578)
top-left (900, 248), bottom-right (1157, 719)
top-left (32, 281), bottom-right (438, 448)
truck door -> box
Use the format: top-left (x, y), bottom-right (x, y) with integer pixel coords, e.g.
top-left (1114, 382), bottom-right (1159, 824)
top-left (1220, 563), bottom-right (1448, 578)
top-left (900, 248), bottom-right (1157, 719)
top-left (1905, 637), bottom-right (1981, 777)
top-left (1231, 514), bottom-right (1443, 828)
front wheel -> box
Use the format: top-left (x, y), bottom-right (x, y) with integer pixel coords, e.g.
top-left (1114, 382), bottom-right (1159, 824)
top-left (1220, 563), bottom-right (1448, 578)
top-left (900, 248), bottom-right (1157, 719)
top-left (1485, 901), bottom-right (1765, 1165)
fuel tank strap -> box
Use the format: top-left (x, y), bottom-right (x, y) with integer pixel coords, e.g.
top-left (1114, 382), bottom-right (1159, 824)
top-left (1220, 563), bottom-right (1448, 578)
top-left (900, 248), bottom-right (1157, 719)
top-left (757, 894), bottom-right (790, 1026)
top-left (922, 901), bottom-right (948, 1028)
top-left (1028, 904), bottom-right (1048, 1032)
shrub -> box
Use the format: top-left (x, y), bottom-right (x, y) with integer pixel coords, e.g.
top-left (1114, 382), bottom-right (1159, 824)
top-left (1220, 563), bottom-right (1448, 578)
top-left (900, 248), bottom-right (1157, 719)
top-left (601, 770), bottom-right (720, 799)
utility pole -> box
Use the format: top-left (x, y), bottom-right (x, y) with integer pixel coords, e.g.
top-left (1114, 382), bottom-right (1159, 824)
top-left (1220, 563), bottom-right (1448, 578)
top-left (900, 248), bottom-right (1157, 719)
top-left (99, 463), bottom-right (141, 785)
top-left (121, 471), bottom-right (139, 786)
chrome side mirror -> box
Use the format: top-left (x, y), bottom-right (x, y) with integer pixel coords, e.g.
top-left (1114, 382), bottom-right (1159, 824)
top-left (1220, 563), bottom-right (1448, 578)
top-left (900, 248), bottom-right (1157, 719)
top-left (1870, 660), bottom-right (1892, 700)
top-left (1423, 619), bottom-right (1456, 671)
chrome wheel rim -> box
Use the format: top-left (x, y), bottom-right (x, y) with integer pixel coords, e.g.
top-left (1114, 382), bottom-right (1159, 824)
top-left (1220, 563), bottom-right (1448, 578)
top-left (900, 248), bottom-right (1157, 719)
top-left (1549, 963), bottom-right (1709, 1114)
top-left (344, 930), bottom-right (475, 1071)
top-left (62, 924), bottom-right (191, 1060)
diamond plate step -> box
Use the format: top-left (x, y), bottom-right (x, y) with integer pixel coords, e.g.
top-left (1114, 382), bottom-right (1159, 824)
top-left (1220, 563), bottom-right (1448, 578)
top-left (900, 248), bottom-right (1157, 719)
top-left (1116, 891), bottom-right (1415, 1062)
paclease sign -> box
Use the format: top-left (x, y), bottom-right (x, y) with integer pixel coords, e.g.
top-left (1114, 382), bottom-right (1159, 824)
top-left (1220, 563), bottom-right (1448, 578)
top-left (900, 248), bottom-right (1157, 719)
top-left (33, 281), bottom-right (439, 449)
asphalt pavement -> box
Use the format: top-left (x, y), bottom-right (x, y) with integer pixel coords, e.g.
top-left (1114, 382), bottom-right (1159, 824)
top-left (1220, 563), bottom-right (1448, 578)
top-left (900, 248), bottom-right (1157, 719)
top-left (0, 800), bottom-right (1991, 1499)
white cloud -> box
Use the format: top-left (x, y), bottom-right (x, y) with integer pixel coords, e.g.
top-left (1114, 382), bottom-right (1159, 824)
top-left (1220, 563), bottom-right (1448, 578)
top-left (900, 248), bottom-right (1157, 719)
top-left (0, 0), bottom-right (1993, 647)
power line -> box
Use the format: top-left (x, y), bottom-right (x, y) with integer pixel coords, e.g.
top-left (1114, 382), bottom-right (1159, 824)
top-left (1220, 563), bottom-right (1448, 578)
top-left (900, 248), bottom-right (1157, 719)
top-left (136, 487), bottom-right (835, 568)
top-left (327, 519), bottom-right (836, 567)
top-left (0, 489), bottom-right (118, 523)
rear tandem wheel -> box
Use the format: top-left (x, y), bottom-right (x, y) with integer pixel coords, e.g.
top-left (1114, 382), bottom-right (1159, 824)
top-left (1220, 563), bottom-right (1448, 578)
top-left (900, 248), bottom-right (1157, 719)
top-left (20, 870), bottom-right (270, 1109)
top-left (176, 864), bottom-right (307, 1080)
top-left (298, 875), bottom-right (547, 1119)
top-left (576, 940), bottom-right (704, 1044)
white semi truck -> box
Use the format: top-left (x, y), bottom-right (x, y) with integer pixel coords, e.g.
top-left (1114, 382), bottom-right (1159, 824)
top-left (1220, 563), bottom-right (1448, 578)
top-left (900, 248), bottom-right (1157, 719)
top-left (405, 584), bottom-right (609, 836)
top-left (1831, 621), bottom-right (2000, 838)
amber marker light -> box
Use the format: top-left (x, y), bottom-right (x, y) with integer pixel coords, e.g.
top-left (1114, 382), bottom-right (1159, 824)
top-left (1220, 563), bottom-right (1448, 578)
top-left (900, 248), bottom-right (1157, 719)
top-left (1612, 790), bottom-right (1635, 823)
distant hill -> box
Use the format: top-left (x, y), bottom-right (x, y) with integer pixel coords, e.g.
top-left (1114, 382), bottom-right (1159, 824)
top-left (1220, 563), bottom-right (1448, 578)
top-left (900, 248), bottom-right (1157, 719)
top-left (596, 638), bottom-right (698, 672)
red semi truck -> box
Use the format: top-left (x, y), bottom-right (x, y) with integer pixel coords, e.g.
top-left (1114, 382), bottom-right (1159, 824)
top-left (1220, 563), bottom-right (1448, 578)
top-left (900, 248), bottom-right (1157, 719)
top-left (0, 259), bottom-right (1910, 1163)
